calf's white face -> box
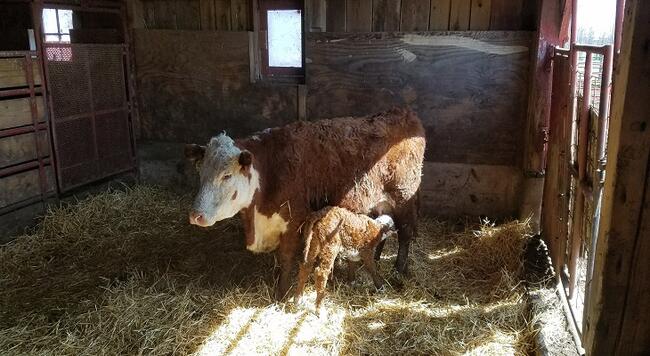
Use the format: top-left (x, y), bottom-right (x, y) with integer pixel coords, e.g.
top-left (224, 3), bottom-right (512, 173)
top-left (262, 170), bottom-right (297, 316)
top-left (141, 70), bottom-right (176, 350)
top-left (186, 134), bottom-right (259, 227)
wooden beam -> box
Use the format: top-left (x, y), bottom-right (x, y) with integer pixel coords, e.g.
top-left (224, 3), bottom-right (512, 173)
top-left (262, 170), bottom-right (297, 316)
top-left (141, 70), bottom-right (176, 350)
top-left (469, 0), bottom-right (491, 30)
top-left (583, 0), bottom-right (650, 354)
top-left (449, 0), bottom-right (470, 30)
top-left (429, 0), bottom-right (451, 30)
top-left (346, 0), bottom-right (372, 32)
top-left (372, 0), bottom-right (401, 31)
top-left (326, 0), bottom-right (346, 32)
top-left (400, 0), bottom-right (430, 31)
top-left (199, 0), bottom-right (216, 30)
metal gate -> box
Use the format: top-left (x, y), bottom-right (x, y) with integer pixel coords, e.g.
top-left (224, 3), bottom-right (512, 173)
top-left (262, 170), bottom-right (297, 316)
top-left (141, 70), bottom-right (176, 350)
top-left (43, 42), bottom-right (135, 191)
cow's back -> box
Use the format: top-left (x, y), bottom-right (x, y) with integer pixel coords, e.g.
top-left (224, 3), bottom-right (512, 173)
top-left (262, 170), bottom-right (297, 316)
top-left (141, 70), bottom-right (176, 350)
top-left (239, 108), bottom-right (425, 219)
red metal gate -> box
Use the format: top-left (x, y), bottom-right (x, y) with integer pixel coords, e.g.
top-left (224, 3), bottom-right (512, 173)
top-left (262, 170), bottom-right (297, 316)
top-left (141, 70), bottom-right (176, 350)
top-left (43, 42), bottom-right (135, 191)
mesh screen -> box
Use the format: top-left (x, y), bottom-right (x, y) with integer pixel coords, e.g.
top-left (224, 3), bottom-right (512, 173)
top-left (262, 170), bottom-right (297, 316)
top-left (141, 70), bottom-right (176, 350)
top-left (45, 44), bottom-right (134, 191)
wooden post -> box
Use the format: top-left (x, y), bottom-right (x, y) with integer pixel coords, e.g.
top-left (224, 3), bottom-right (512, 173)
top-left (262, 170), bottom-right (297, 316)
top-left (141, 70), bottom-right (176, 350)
top-left (519, 0), bottom-right (571, 233)
top-left (583, 0), bottom-right (650, 353)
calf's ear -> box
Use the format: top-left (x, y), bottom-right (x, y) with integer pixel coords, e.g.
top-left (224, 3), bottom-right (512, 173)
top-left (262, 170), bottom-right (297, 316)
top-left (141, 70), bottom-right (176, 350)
top-left (238, 150), bottom-right (253, 167)
top-left (185, 144), bottom-right (206, 161)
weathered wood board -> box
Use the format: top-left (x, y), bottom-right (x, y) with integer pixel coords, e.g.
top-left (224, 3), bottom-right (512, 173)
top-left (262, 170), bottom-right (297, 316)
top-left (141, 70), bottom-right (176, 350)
top-left (306, 31), bottom-right (532, 166)
top-left (0, 166), bottom-right (55, 208)
top-left (133, 30), bottom-right (298, 142)
top-left (0, 131), bottom-right (50, 168)
top-left (420, 161), bottom-right (522, 218)
top-left (0, 58), bottom-right (42, 89)
top-left (0, 96), bottom-right (46, 129)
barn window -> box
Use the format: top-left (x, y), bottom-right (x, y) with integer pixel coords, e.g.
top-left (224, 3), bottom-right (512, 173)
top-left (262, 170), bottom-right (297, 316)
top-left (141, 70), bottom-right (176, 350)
top-left (43, 8), bottom-right (74, 43)
top-left (260, 0), bottom-right (304, 82)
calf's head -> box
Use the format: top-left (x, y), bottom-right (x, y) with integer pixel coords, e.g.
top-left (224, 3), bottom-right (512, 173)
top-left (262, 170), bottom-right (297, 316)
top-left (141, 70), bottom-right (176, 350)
top-left (185, 134), bottom-right (259, 227)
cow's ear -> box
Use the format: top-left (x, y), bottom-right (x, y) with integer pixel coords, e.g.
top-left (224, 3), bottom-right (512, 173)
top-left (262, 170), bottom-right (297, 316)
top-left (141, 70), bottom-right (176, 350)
top-left (185, 144), bottom-right (206, 161)
top-left (238, 150), bottom-right (253, 167)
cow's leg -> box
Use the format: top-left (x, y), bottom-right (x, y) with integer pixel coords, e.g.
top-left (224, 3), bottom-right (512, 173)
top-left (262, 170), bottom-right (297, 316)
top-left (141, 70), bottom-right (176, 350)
top-left (360, 249), bottom-right (384, 289)
top-left (276, 233), bottom-right (299, 300)
top-left (394, 196), bottom-right (418, 275)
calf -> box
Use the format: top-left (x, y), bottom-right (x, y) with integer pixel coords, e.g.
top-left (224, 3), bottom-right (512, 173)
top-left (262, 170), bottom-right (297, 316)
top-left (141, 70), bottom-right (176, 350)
top-left (294, 206), bottom-right (397, 309)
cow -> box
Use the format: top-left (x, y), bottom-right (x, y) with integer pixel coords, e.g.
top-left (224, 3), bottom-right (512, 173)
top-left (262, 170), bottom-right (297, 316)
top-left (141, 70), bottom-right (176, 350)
top-left (294, 206), bottom-right (398, 309)
top-left (185, 108), bottom-right (425, 299)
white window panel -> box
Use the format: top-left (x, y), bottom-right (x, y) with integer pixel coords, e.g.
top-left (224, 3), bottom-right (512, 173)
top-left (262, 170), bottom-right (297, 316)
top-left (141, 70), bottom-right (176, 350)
top-left (58, 10), bottom-right (74, 34)
top-left (267, 10), bottom-right (302, 68)
top-left (43, 9), bottom-right (58, 34)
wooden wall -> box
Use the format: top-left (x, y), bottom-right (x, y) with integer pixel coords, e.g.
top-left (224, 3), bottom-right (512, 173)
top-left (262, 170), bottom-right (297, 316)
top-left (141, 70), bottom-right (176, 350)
top-left (308, 0), bottom-right (538, 32)
top-left (131, 0), bottom-right (537, 32)
top-left (134, 30), bottom-right (298, 143)
top-left (131, 0), bottom-right (251, 30)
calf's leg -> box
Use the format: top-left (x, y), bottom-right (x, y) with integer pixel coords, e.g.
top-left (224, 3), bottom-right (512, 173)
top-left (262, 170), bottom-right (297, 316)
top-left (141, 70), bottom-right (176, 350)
top-left (394, 196), bottom-right (418, 275)
top-left (295, 238), bottom-right (320, 301)
top-left (314, 243), bottom-right (339, 310)
top-left (360, 249), bottom-right (384, 289)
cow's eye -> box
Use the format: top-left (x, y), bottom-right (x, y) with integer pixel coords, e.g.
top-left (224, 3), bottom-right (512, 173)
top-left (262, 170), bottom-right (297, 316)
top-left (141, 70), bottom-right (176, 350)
top-left (222, 174), bottom-right (232, 181)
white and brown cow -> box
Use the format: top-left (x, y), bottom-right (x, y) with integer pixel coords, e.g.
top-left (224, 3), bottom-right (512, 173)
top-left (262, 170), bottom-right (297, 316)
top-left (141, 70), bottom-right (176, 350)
top-left (185, 108), bottom-right (425, 298)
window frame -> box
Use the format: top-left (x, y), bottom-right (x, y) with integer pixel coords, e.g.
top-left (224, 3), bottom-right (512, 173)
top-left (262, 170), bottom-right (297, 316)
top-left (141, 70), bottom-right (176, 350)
top-left (259, 0), bottom-right (305, 81)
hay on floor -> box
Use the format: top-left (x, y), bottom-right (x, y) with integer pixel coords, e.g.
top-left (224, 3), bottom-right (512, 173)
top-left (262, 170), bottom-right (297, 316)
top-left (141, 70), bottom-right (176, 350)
top-left (0, 185), bottom-right (538, 355)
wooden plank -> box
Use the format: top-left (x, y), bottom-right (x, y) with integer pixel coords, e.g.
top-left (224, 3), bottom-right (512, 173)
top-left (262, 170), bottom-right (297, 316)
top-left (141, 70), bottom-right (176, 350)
top-left (372, 0), bottom-right (401, 31)
top-left (469, 0), bottom-right (491, 30)
top-left (326, 0), bottom-right (346, 32)
top-left (153, 0), bottom-right (177, 29)
top-left (306, 31), bottom-right (532, 165)
top-left (490, 0), bottom-right (523, 30)
top-left (231, 0), bottom-right (250, 31)
top-left (199, 0), bottom-right (216, 30)
top-left (522, 0), bottom-right (570, 174)
top-left (0, 58), bottom-right (41, 89)
top-left (142, 0), bottom-right (157, 28)
top-left (306, 0), bottom-right (327, 32)
top-left (0, 131), bottom-right (50, 168)
top-left (420, 162), bottom-right (522, 218)
top-left (175, 0), bottom-right (201, 30)
top-left (429, 0), bottom-right (451, 30)
top-left (449, 0), bottom-right (470, 30)
top-left (346, 0), bottom-right (373, 32)
top-left (214, 0), bottom-right (232, 30)
top-left (0, 97), bottom-right (46, 129)
top-left (133, 30), bottom-right (298, 142)
top-left (128, 0), bottom-right (146, 29)
top-left (584, 1), bottom-right (650, 354)
top-left (400, 0), bottom-right (430, 31)
top-left (0, 166), bottom-right (54, 208)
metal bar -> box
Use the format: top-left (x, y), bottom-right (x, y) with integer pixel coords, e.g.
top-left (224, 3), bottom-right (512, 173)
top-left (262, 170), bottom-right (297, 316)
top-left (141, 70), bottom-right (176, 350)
top-left (573, 44), bottom-right (609, 55)
top-left (51, 107), bottom-right (128, 124)
top-left (0, 123), bottom-right (48, 139)
top-left (24, 54), bottom-right (49, 201)
top-left (0, 196), bottom-right (44, 217)
top-left (568, 51), bottom-right (593, 299)
top-left (585, 44), bottom-right (614, 324)
top-left (0, 87), bottom-right (43, 97)
top-left (33, 0), bottom-right (60, 202)
top-left (0, 158), bottom-right (51, 178)
top-left (0, 51), bottom-right (39, 58)
top-left (614, 0), bottom-right (625, 54)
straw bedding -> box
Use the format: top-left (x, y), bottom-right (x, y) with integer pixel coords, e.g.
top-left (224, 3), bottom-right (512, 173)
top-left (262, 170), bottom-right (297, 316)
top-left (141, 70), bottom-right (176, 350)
top-left (0, 185), bottom-right (539, 355)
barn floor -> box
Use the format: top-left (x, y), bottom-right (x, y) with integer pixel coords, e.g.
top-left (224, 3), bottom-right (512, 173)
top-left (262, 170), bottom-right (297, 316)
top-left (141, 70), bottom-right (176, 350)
top-left (0, 185), bottom-right (545, 355)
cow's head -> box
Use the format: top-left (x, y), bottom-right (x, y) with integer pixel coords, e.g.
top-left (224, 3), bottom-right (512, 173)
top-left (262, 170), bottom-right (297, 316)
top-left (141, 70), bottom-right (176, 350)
top-left (185, 133), bottom-right (259, 227)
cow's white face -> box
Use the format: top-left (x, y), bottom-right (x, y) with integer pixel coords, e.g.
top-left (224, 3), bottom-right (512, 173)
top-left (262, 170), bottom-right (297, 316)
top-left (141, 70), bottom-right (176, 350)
top-left (186, 134), bottom-right (259, 227)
